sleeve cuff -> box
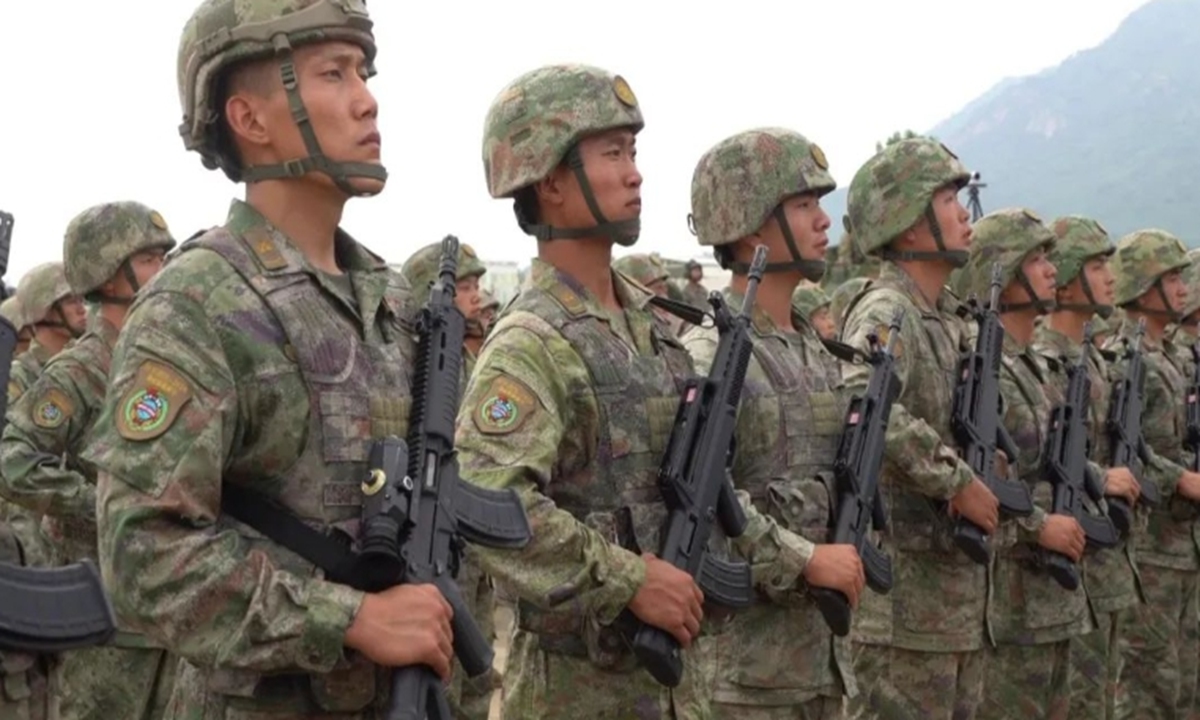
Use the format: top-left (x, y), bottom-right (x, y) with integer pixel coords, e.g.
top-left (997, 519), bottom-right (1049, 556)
top-left (301, 580), bottom-right (365, 673)
top-left (1016, 507), bottom-right (1048, 543)
top-left (940, 459), bottom-right (975, 501)
top-left (592, 547), bottom-right (645, 625)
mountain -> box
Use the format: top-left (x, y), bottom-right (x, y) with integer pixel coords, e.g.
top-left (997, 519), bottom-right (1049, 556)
top-left (824, 0), bottom-right (1200, 246)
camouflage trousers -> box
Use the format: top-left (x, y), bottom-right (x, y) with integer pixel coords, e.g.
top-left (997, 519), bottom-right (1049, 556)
top-left (1114, 563), bottom-right (1198, 720)
top-left (0, 653), bottom-right (51, 720)
top-left (53, 645), bottom-right (176, 720)
top-left (712, 697), bottom-right (844, 720)
top-left (447, 563), bottom-right (497, 720)
top-left (501, 629), bottom-right (708, 720)
top-left (1069, 610), bottom-right (1125, 720)
top-left (846, 643), bottom-right (986, 720)
top-left (978, 640), bottom-right (1070, 720)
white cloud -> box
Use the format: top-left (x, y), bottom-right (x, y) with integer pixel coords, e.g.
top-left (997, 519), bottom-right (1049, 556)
top-left (0, 0), bottom-right (1149, 281)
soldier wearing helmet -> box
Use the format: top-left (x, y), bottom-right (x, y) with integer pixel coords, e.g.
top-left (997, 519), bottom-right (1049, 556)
top-left (8, 263), bottom-right (86, 404)
top-left (0, 296), bottom-right (32, 356)
top-left (0, 202), bottom-right (175, 720)
top-left (402, 241), bottom-right (488, 367)
top-left (792, 285), bottom-right (835, 340)
top-left (613, 253), bottom-right (688, 335)
top-left (458, 64), bottom-right (714, 719)
top-left (83, 2), bottom-right (455, 717)
top-left (1031, 216), bottom-right (1141, 720)
top-left (1169, 248), bottom-right (1200, 347)
top-left (1105, 229), bottom-right (1200, 718)
top-left (479, 289), bottom-right (500, 332)
top-left (681, 259), bottom-right (709, 308)
top-left (685, 126), bottom-right (865, 718)
top-left (955, 209), bottom-right (1091, 719)
top-left (839, 138), bottom-right (1000, 720)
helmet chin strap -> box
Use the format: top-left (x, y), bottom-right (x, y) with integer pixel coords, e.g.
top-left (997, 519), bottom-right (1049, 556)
top-left (1000, 269), bottom-right (1055, 314)
top-left (239, 35), bottom-right (389, 197)
top-left (727, 205), bottom-right (825, 281)
top-left (1056, 267), bottom-right (1113, 318)
top-left (40, 301), bottom-right (84, 339)
top-left (516, 145), bottom-right (640, 246)
top-left (881, 204), bottom-right (969, 267)
top-left (1129, 277), bottom-right (1182, 321)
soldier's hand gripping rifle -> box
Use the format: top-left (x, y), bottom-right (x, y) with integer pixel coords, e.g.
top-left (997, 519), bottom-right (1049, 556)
top-left (950, 263), bottom-right (1034, 564)
top-left (0, 210), bottom-right (116, 653)
top-left (1185, 341), bottom-right (1200, 472)
top-left (812, 308), bottom-right (904, 637)
top-left (1042, 322), bottom-right (1119, 590)
top-left (358, 236), bottom-right (532, 720)
top-left (1105, 317), bottom-right (1160, 534)
top-left (628, 246), bottom-right (769, 688)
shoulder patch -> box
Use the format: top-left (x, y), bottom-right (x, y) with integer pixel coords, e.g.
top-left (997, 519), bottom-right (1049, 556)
top-left (473, 375), bottom-right (537, 435)
top-left (31, 388), bottom-right (73, 429)
top-left (875, 323), bottom-right (903, 358)
top-left (7, 380), bottom-right (20, 404)
top-left (243, 227), bottom-right (288, 272)
top-left (115, 361), bottom-right (194, 441)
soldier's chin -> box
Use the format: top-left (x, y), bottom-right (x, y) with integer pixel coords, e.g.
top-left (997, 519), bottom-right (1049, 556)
top-left (347, 174), bottom-right (387, 198)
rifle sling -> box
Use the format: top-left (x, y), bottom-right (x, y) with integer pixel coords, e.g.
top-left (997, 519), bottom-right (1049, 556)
top-left (221, 484), bottom-right (361, 588)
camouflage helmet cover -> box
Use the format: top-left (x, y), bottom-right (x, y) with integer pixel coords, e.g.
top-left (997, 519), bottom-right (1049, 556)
top-left (63, 201), bottom-right (178, 296)
top-left (1179, 247), bottom-right (1200, 317)
top-left (847, 137), bottom-right (971, 256)
top-left (400, 241), bottom-right (487, 296)
top-left (614, 253), bottom-right (670, 287)
top-left (17, 263), bottom-right (74, 325)
top-left (791, 284), bottom-right (831, 319)
top-left (1111, 229), bottom-right (1190, 307)
top-left (1048, 216), bottom-right (1114, 287)
top-left (0, 296), bottom-right (24, 330)
top-left (689, 127), bottom-right (836, 246)
top-left (954, 208), bottom-right (1055, 301)
top-left (177, 0), bottom-right (375, 180)
top-left (482, 64), bottom-right (644, 199)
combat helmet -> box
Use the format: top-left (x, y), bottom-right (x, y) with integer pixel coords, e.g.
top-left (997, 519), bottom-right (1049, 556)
top-left (1048, 216), bottom-right (1116, 318)
top-left (1181, 248), bottom-right (1200, 319)
top-left (0, 296), bottom-right (24, 332)
top-left (613, 253), bottom-right (670, 290)
top-left (63, 201), bottom-right (177, 303)
top-left (177, 0), bottom-right (385, 194)
top-left (689, 128), bottom-right (835, 280)
top-left (401, 241), bottom-right (487, 297)
top-left (17, 263), bottom-right (77, 332)
top-left (955, 208), bottom-right (1056, 313)
top-left (791, 284), bottom-right (831, 322)
top-left (1111, 229), bottom-right (1190, 319)
top-left (847, 137), bottom-right (971, 265)
top-left (482, 64), bottom-right (643, 246)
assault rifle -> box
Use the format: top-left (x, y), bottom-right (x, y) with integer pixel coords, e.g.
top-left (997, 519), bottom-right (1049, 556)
top-left (366, 235), bottom-right (533, 720)
top-left (1042, 323), bottom-right (1118, 590)
top-left (812, 308), bottom-right (903, 636)
top-left (1185, 341), bottom-right (1200, 472)
top-left (0, 211), bottom-right (115, 653)
top-left (627, 246), bottom-right (769, 688)
top-left (1105, 317), bottom-right (1160, 534)
top-left (950, 263), bottom-right (1034, 564)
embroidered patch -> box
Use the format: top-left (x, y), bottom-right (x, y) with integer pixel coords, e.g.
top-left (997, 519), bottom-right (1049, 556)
top-left (875, 323), bottom-right (903, 357)
top-left (32, 388), bottom-right (73, 429)
top-left (7, 380), bottom-right (20, 403)
top-left (473, 376), bottom-right (536, 435)
top-left (612, 75), bottom-right (638, 108)
top-left (116, 361), bottom-right (194, 441)
top-left (810, 144), bottom-right (829, 170)
top-left (244, 227), bottom-right (288, 271)
top-left (149, 211), bottom-right (168, 230)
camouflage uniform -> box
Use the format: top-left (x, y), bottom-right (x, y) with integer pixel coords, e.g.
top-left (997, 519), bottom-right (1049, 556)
top-left (399, 241), bottom-right (494, 720)
top-left (683, 128), bottom-right (850, 719)
top-left (1105, 230), bottom-right (1198, 720)
top-left (829, 278), bottom-right (870, 336)
top-left (820, 227), bottom-right (880, 292)
top-left (838, 139), bottom-right (986, 720)
top-left (1034, 216), bottom-right (1141, 720)
top-left (954, 209), bottom-right (1093, 719)
top-left (614, 254), bottom-right (686, 336)
top-left (7, 264), bottom-right (74, 404)
top-left (0, 203), bottom-right (178, 720)
top-left (681, 261), bottom-right (709, 308)
top-left (86, 2), bottom-right (420, 717)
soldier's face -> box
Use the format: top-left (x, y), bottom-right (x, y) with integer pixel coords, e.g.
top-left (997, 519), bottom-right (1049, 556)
top-left (646, 278), bottom-right (670, 298)
top-left (268, 42), bottom-right (383, 196)
top-left (1149, 270), bottom-right (1188, 314)
top-left (689, 267), bottom-right (703, 282)
top-left (810, 307), bottom-right (836, 340)
top-left (54, 295), bottom-right (87, 334)
top-left (769, 193), bottom-right (830, 262)
top-left (929, 186), bottom-right (972, 252)
top-left (566, 129), bottom-right (642, 227)
top-left (1001, 248), bottom-right (1056, 308)
top-left (1081, 256), bottom-right (1115, 307)
top-left (129, 249), bottom-right (168, 290)
top-left (455, 275), bottom-right (482, 320)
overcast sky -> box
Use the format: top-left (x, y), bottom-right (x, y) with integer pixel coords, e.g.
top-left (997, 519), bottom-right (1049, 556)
top-left (0, 0), bottom-right (1150, 280)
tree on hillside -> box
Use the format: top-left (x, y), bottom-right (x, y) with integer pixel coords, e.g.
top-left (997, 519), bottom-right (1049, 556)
top-left (875, 129), bottom-right (934, 152)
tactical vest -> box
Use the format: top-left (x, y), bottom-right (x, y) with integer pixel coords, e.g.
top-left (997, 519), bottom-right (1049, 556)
top-left (511, 284), bottom-right (692, 670)
top-left (185, 228), bottom-right (414, 713)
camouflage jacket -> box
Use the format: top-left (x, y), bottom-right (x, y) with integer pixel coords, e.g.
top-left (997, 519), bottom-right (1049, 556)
top-left (989, 330), bottom-right (1093, 646)
top-left (1104, 318), bottom-right (1197, 570)
top-left (7, 339), bottom-right (53, 404)
top-left (0, 312), bottom-right (117, 568)
top-left (83, 200), bottom-right (417, 716)
top-left (682, 287), bottom-right (852, 706)
top-left (839, 262), bottom-right (983, 653)
top-left (680, 280), bottom-right (709, 309)
top-left (1033, 324), bottom-right (1141, 616)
